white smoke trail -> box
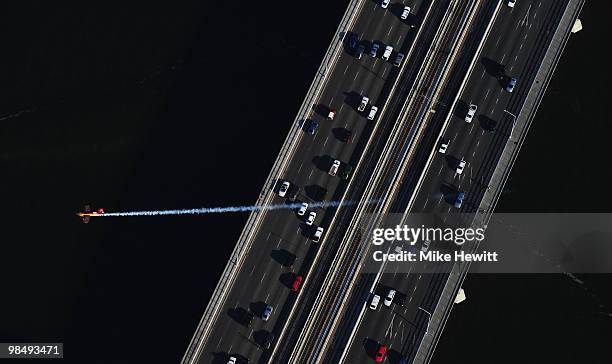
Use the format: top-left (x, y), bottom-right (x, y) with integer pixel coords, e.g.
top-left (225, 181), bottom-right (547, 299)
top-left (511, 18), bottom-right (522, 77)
top-left (99, 200), bottom-right (360, 217)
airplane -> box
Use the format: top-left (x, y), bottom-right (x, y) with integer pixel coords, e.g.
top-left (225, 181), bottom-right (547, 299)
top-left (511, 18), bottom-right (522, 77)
top-left (76, 205), bottom-right (104, 223)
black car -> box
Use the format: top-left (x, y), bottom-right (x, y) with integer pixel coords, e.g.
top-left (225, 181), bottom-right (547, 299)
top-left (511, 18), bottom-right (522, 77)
top-left (340, 129), bottom-right (353, 143)
top-left (348, 33), bottom-right (359, 50)
top-left (394, 291), bottom-right (407, 307)
top-left (261, 332), bottom-right (275, 350)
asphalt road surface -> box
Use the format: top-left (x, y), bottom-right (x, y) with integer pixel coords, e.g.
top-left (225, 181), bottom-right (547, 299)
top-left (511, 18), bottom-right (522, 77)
top-left (340, 1), bottom-right (570, 363)
top-left (198, 1), bottom-right (425, 363)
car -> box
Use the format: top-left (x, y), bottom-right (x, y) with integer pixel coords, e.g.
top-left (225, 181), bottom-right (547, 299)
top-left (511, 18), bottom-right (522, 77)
top-left (381, 0), bottom-right (390, 9)
top-left (306, 211), bottom-right (316, 226)
top-left (340, 129), bottom-right (353, 143)
top-left (421, 240), bottom-right (431, 253)
top-left (369, 42), bottom-right (380, 57)
top-left (505, 77), bottom-right (517, 92)
top-left (456, 158), bottom-right (466, 174)
top-left (393, 52), bottom-right (404, 67)
top-left (454, 191), bottom-right (465, 208)
top-left (328, 109), bottom-right (337, 120)
top-left (401, 6), bottom-right (411, 19)
top-left (438, 139), bottom-right (449, 153)
top-left (382, 45), bottom-right (393, 61)
top-left (339, 164), bottom-right (353, 180)
top-left (312, 226), bottom-right (324, 242)
top-left (507, 0), bottom-right (516, 7)
top-left (355, 44), bottom-right (365, 59)
top-left (394, 291), bottom-right (407, 307)
top-left (243, 311), bottom-right (255, 327)
top-left (358, 96), bottom-right (369, 112)
top-left (297, 202), bottom-right (308, 216)
top-left (465, 103), bottom-right (477, 123)
top-left (261, 332), bottom-right (275, 350)
top-left (384, 289), bottom-right (396, 307)
top-left (278, 181), bottom-right (290, 197)
top-left (329, 159), bottom-right (341, 176)
top-left (228, 357), bottom-right (237, 364)
top-left (287, 185), bottom-right (299, 200)
top-left (348, 33), bottom-right (359, 49)
top-left (261, 304), bottom-right (273, 321)
top-left (291, 275), bottom-right (303, 292)
top-left (375, 344), bottom-right (387, 362)
top-left (367, 106), bottom-right (378, 120)
top-left (370, 294), bottom-right (381, 310)
top-left (305, 119), bottom-right (318, 135)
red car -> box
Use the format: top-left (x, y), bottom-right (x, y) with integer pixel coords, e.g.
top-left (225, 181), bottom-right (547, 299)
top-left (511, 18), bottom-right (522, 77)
top-left (291, 275), bottom-right (303, 292)
top-left (375, 344), bottom-right (387, 362)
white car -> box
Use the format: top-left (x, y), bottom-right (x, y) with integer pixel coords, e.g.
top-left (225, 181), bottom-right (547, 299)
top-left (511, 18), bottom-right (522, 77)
top-left (382, 45), bottom-right (393, 61)
top-left (328, 109), bottom-right (336, 120)
top-left (278, 181), bottom-right (290, 197)
top-left (438, 139), bottom-right (449, 154)
top-left (465, 103), bottom-right (477, 123)
top-left (329, 159), bottom-right (341, 176)
top-left (306, 211), bottom-right (316, 226)
top-left (370, 294), bottom-right (381, 310)
top-left (298, 202), bottom-right (308, 216)
top-left (228, 357), bottom-right (237, 364)
top-left (384, 289), bottom-right (396, 307)
top-left (381, 0), bottom-right (390, 9)
top-left (312, 226), bottom-right (324, 242)
top-left (401, 6), bottom-right (411, 20)
top-left (456, 158), bottom-right (466, 174)
top-left (358, 96), bottom-right (369, 112)
top-left (421, 240), bottom-right (431, 253)
top-left (367, 106), bottom-right (378, 120)
top-left (507, 0), bottom-right (516, 7)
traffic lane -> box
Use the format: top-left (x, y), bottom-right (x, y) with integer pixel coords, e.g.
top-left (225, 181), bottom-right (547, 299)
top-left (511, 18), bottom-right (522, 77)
top-left (346, 273), bottom-right (432, 362)
top-left (199, 0), bottom-right (422, 361)
top-left (208, 209), bottom-right (311, 357)
top-left (346, 0), bottom-right (560, 360)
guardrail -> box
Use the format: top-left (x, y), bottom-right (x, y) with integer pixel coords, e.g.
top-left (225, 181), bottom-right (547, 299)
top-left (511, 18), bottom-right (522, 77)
top-left (411, 1), bottom-right (585, 363)
top-left (180, 0), bottom-right (369, 363)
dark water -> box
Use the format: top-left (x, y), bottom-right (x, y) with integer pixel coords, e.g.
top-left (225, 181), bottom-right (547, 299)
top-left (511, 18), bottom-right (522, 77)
top-left (0, 1), bottom-right (609, 363)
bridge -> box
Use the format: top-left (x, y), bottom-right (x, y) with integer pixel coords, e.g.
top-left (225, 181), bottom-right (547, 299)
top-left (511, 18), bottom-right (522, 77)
top-left (181, 1), bottom-right (584, 363)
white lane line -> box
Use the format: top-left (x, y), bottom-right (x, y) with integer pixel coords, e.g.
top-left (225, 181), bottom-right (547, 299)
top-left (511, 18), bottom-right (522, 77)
top-left (250, 265), bottom-right (256, 277)
top-left (353, 71), bottom-right (360, 80)
top-left (423, 198), bottom-right (429, 210)
top-left (330, 96), bottom-right (335, 105)
top-left (323, 135), bottom-right (330, 148)
top-left (436, 195), bottom-right (443, 205)
top-left (387, 25), bottom-right (393, 36)
top-left (484, 89), bottom-right (490, 100)
top-left (344, 64), bottom-right (350, 75)
top-left (437, 165), bottom-right (443, 176)
top-left (501, 53), bottom-right (507, 63)
top-left (276, 238), bottom-right (282, 249)
top-left (265, 292), bottom-right (270, 303)
top-left (308, 170), bottom-right (313, 180)
top-left (397, 34), bottom-right (402, 44)
top-left (469, 123), bottom-right (475, 135)
top-left (260, 271), bottom-right (267, 284)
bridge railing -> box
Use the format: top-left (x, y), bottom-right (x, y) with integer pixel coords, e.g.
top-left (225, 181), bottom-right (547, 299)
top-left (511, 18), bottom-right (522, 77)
top-left (180, 0), bottom-right (368, 363)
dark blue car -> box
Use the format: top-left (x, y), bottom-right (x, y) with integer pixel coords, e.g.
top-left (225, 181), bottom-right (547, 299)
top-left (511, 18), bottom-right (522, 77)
top-left (305, 119), bottom-right (318, 135)
top-left (454, 192), bottom-right (465, 209)
top-left (348, 33), bottom-right (359, 50)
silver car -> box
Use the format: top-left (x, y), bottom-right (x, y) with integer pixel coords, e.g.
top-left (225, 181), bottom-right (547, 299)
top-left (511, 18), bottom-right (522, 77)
top-left (358, 96), bottom-right (369, 112)
top-left (369, 42), bottom-right (380, 57)
top-left (261, 304), bottom-right (273, 321)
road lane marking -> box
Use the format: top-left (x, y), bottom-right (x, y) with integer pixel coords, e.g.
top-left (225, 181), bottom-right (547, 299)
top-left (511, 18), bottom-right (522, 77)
top-left (353, 71), bottom-right (360, 80)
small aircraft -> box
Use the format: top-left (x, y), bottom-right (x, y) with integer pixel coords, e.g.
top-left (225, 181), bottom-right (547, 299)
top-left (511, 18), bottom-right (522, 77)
top-left (76, 205), bottom-right (105, 223)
